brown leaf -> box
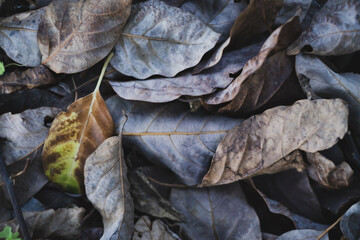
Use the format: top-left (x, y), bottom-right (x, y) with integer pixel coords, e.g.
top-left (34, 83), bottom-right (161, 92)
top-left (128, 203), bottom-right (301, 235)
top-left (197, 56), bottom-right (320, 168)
top-left (202, 99), bottom-right (348, 186)
top-left (306, 152), bottom-right (353, 189)
top-left (37, 0), bottom-right (131, 73)
top-left (0, 207), bottom-right (85, 239)
top-left (133, 216), bottom-right (180, 240)
top-left (203, 15), bottom-right (301, 106)
top-left (0, 65), bottom-right (56, 94)
top-left (287, 0), bottom-right (360, 55)
top-left (85, 136), bottom-right (133, 240)
top-left (42, 56), bottom-right (115, 193)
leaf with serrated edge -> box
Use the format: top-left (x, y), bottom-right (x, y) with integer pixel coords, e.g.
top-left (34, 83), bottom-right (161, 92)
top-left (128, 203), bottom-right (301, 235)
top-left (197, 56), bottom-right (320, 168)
top-left (110, 0), bottom-right (220, 79)
top-left (37, 0), bottom-right (131, 73)
top-left (133, 216), bottom-right (180, 240)
top-left (202, 99), bottom-right (348, 186)
top-left (85, 136), bottom-right (134, 240)
top-left (287, 0), bottom-right (360, 55)
top-left (0, 207), bottom-right (85, 239)
top-left (0, 107), bottom-right (59, 165)
top-left (0, 8), bottom-right (44, 66)
top-left (106, 96), bottom-right (242, 185)
top-left (170, 182), bottom-right (261, 240)
top-left (42, 55), bottom-right (115, 194)
top-left (110, 42), bottom-right (262, 103)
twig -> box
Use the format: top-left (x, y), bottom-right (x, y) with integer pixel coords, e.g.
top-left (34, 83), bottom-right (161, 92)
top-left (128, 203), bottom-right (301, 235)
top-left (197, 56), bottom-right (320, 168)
top-left (0, 155), bottom-right (31, 240)
top-left (316, 215), bottom-right (343, 240)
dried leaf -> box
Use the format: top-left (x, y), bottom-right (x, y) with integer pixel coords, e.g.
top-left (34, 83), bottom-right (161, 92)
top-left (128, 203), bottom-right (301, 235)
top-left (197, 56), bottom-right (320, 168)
top-left (180, 0), bottom-right (247, 42)
top-left (340, 202), bottom-right (360, 240)
top-left (204, 15), bottom-right (301, 105)
top-left (170, 182), bottom-right (261, 240)
top-left (275, 0), bottom-right (312, 25)
top-left (106, 96), bottom-right (242, 185)
top-left (0, 65), bottom-right (56, 94)
top-left (0, 107), bottom-right (59, 165)
top-left (109, 42), bottom-right (262, 103)
top-left (133, 216), bottom-right (180, 240)
top-left (277, 229), bottom-right (328, 240)
top-left (287, 0), bottom-right (360, 55)
top-left (295, 53), bottom-right (360, 149)
top-left (129, 170), bottom-right (184, 221)
top-left (0, 207), bottom-right (85, 239)
top-left (110, 0), bottom-right (220, 79)
top-left (37, 0), bottom-right (131, 73)
top-left (85, 136), bottom-right (134, 240)
top-left (42, 57), bottom-right (115, 193)
top-left (0, 8), bottom-right (44, 66)
top-left (202, 99), bottom-right (348, 186)
top-left (306, 152), bottom-right (353, 189)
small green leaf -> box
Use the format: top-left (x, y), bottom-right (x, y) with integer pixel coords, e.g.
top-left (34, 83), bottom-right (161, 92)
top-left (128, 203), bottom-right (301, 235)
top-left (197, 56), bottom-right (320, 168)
top-left (0, 62), bottom-right (5, 76)
top-left (0, 226), bottom-right (21, 240)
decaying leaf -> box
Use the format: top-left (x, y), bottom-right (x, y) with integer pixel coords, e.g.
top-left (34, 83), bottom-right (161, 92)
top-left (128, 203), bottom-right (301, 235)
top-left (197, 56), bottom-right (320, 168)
top-left (306, 152), bottom-right (353, 189)
top-left (106, 96), bottom-right (242, 185)
top-left (0, 8), bottom-right (44, 66)
top-left (0, 65), bottom-right (56, 94)
top-left (110, 0), bottom-right (220, 79)
top-left (275, 0), bottom-right (312, 25)
top-left (287, 0), bottom-right (360, 55)
top-left (202, 99), bottom-right (348, 186)
top-left (42, 56), bottom-right (115, 193)
top-left (109, 42), bottom-right (262, 102)
top-left (133, 216), bottom-right (180, 240)
top-left (129, 170), bottom-right (184, 221)
top-left (204, 14), bottom-right (301, 106)
top-left (85, 136), bottom-right (134, 240)
top-left (0, 207), bottom-right (85, 239)
top-left (170, 182), bottom-right (261, 240)
top-left (277, 229), bottom-right (328, 240)
top-left (37, 0), bottom-right (131, 73)
top-left (180, 0), bottom-right (247, 42)
top-left (295, 53), bottom-right (360, 148)
top-left (340, 201), bottom-right (360, 240)
top-left (0, 107), bottom-right (59, 165)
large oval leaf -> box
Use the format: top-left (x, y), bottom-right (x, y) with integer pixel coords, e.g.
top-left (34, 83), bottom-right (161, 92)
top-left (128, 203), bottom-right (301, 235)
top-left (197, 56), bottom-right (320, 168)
top-left (170, 182), bottom-right (261, 240)
top-left (0, 8), bottom-right (44, 66)
top-left (287, 0), bottom-right (360, 55)
top-left (37, 0), bottom-right (131, 73)
top-left (106, 96), bottom-right (242, 185)
top-left (202, 99), bottom-right (348, 186)
top-left (110, 0), bottom-right (220, 79)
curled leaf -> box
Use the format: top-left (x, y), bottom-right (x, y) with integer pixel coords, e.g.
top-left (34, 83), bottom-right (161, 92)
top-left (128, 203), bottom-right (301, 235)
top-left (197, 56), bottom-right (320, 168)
top-left (110, 0), bottom-right (220, 79)
top-left (287, 0), bottom-right (360, 55)
top-left (202, 99), bottom-right (348, 186)
top-left (133, 216), bottom-right (180, 240)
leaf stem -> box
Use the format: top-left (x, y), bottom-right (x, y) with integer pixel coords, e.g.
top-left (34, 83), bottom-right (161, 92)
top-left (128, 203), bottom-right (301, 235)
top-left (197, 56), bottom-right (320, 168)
top-left (0, 155), bottom-right (30, 240)
top-left (94, 53), bottom-right (114, 93)
top-left (316, 215), bottom-right (343, 240)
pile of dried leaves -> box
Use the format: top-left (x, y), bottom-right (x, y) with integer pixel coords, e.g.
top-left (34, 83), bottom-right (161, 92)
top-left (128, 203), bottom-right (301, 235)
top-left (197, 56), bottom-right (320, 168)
top-left (0, 0), bottom-right (360, 239)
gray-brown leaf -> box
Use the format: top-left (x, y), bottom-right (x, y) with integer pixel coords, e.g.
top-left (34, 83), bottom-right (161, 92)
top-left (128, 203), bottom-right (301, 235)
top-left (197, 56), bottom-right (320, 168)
top-left (202, 99), bottom-right (348, 186)
top-left (133, 216), bottom-right (180, 240)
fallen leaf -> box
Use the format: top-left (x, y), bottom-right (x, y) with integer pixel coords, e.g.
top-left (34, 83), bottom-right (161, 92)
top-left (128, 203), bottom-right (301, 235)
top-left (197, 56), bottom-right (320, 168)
top-left (109, 42), bottom-right (262, 103)
top-left (129, 169), bottom-right (184, 221)
top-left (275, 0), bottom-right (312, 25)
top-left (0, 8), bottom-right (44, 66)
top-left (0, 207), bottom-right (85, 239)
top-left (180, 0), bottom-right (247, 42)
top-left (170, 182), bottom-right (261, 240)
top-left (110, 0), bottom-right (220, 79)
top-left (306, 152), bottom-right (353, 189)
top-left (106, 96), bottom-right (242, 185)
top-left (85, 136), bottom-right (134, 240)
top-left (287, 0), bottom-right (360, 55)
top-left (0, 65), bottom-right (56, 94)
top-left (42, 55), bottom-right (115, 193)
top-left (202, 99), bottom-right (348, 186)
top-left (295, 53), bottom-right (360, 150)
top-left (37, 0), bottom-right (131, 73)
top-left (277, 229), bottom-right (328, 240)
top-left (133, 216), bottom-right (180, 240)
top-left (340, 201), bottom-right (360, 240)
top-left (0, 107), bottom-right (59, 165)
top-left (204, 14), bottom-right (301, 106)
